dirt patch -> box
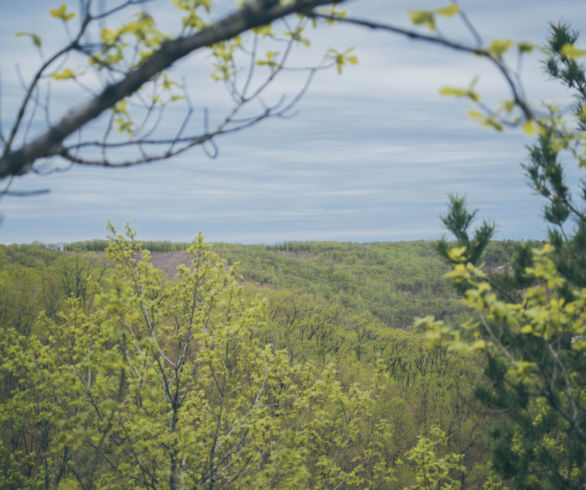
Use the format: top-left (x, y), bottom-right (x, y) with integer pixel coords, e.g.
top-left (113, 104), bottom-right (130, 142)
top-left (150, 251), bottom-right (192, 278)
top-left (279, 250), bottom-right (312, 259)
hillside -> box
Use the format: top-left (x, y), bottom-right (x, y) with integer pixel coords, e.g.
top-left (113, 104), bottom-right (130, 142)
top-left (145, 240), bottom-right (520, 329)
top-left (0, 237), bottom-right (525, 488)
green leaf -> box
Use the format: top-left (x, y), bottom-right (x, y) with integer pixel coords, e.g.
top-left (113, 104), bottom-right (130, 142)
top-left (15, 32), bottom-right (42, 48)
top-left (501, 99), bottom-right (516, 112)
top-left (482, 117), bottom-right (504, 132)
top-left (472, 339), bottom-right (486, 350)
top-left (113, 100), bottom-right (127, 114)
top-left (52, 68), bottom-right (76, 80)
top-left (447, 246), bottom-right (467, 262)
top-left (408, 11), bottom-right (435, 31)
top-left (50, 3), bottom-right (75, 22)
top-left (440, 86), bottom-right (479, 101)
top-left (436, 4), bottom-right (459, 17)
top-left (517, 41), bottom-right (535, 53)
top-left (489, 39), bottom-right (513, 58)
top-left (523, 119), bottom-right (537, 136)
top-left (561, 43), bottom-right (586, 60)
top-left (440, 86), bottom-right (468, 97)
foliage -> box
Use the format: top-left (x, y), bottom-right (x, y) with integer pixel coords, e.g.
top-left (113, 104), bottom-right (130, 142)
top-left (403, 425), bottom-right (466, 489)
top-left (214, 240), bottom-right (464, 328)
top-left (423, 244), bottom-right (586, 488)
top-left (436, 194), bottom-right (495, 267)
top-left (422, 22), bottom-right (586, 489)
top-left (64, 239), bottom-right (191, 253)
top-left (1, 226), bottom-right (412, 489)
top-left (5, 4), bottom-right (586, 488)
top-left (0, 231), bottom-right (505, 487)
top-left (524, 23), bottom-right (586, 291)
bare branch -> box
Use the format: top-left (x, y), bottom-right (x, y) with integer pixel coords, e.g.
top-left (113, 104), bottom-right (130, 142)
top-left (0, 0), bottom-right (339, 179)
top-left (307, 11), bottom-right (534, 121)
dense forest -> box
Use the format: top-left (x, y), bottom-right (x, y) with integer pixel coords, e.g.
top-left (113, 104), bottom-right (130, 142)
top-left (0, 232), bottom-right (558, 488)
top-left (1, 4), bottom-right (586, 489)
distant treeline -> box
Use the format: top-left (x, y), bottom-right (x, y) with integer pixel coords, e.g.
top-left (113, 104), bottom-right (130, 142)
top-left (63, 239), bottom-right (191, 252)
top-left (7, 237), bottom-right (540, 260)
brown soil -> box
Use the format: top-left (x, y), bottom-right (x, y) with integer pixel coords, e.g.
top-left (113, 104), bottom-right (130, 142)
top-left (279, 250), bottom-right (312, 259)
top-left (149, 251), bottom-right (192, 279)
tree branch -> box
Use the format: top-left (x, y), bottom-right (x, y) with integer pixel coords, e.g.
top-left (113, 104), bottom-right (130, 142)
top-left (0, 0), bottom-right (338, 179)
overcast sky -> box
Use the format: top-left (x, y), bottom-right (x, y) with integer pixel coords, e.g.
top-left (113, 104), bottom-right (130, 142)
top-left (1, 0), bottom-right (585, 244)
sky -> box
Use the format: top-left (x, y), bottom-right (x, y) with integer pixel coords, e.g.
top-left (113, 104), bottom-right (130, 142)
top-left (0, 0), bottom-right (585, 244)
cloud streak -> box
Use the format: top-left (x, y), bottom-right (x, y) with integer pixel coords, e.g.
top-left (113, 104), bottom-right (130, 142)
top-left (0, 0), bottom-right (583, 244)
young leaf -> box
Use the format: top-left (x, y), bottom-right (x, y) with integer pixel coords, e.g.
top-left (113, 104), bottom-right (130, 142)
top-left (50, 3), bottom-right (75, 22)
top-left (523, 119), bottom-right (537, 136)
top-left (561, 43), bottom-right (586, 59)
top-left (518, 41), bottom-right (535, 53)
top-left (52, 67), bottom-right (76, 80)
top-left (436, 4), bottom-right (459, 17)
top-left (408, 11), bottom-right (435, 31)
top-left (15, 32), bottom-right (42, 48)
top-left (489, 39), bottom-right (513, 58)
top-left (440, 86), bottom-right (468, 97)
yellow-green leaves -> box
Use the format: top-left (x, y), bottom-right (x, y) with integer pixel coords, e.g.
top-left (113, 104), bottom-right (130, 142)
top-left (466, 109), bottom-right (505, 133)
top-left (285, 26), bottom-right (310, 48)
top-left (112, 99), bottom-right (133, 134)
top-left (256, 50), bottom-right (280, 68)
top-left (209, 38), bottom-right (240, 80)
top-left (92, 12), bottom-right (165, 70)
top-left (319, 4), bottom-right (348, 25)
top-left (50, 3), bottom-right (75, 22)
top-left (15, 32), bottom-right (42, 48)
top-left (100, 27), bottom-right (118, 45)
top-left (512, 361), bottom-right (538, 384)
top-left (447, 246), bottom-right (467, 263)
top-left (52, 67), bottom-right (76, 81)
top-left (328, 48), bottom-right (358, 75)
top-left (517, 41), bottom-right (535, 54)
top-left (440, 86), bottom-right (480, 102)
top-left (172, 0), bottom-right (211, 30)
top-left (522, 119), bottom-right (538, 136)
top-left (405, 425), bottom-right (466, 489)
top-left (436, 3), bottom-right (460, 17)
top-left (409, 11), bottom-right (436, 31)
top-left (408, 4), bottom-right (459, 32)
top-left (472, 339), bottom-right (486, 350)
top-left (561, 43), bottom-right (586, 60)
top-left (440, 76), bottom-right (481, 102)
top-left (440, 85), bottom-right (480, 103)
top-left (488, 39), bottom-right (513, 58)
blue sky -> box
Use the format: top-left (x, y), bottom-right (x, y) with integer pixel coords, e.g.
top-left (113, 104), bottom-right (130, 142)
top-left (1, 0), bottom-right (585, 244)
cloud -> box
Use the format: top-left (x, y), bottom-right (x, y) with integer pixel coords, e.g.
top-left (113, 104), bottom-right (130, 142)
top-left (1, 0), bottom-right (582, 244)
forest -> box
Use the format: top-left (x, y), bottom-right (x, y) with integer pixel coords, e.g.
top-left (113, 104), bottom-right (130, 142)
top-left (1, 216), bottom-right (584, 489)
top-left (1, 1), bottom-right (585, 489)
top-left (0, 231), bottom-right (533, 488)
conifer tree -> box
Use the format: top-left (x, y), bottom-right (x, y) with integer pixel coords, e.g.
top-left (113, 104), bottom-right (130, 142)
top-left (425, 23), bottom-right (586, 489)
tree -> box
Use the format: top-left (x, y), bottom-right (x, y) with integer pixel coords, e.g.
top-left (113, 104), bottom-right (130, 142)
top-left (0, 0), bottom-right (545, 195)
top-left (437, 194), bottom-right (495, 267)
top-left (0, 225), bottom-right (389, 488)
top-left (421, 23), bottom-right (586, 489)
top-left (403, 425), bottom-right (466, 490)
